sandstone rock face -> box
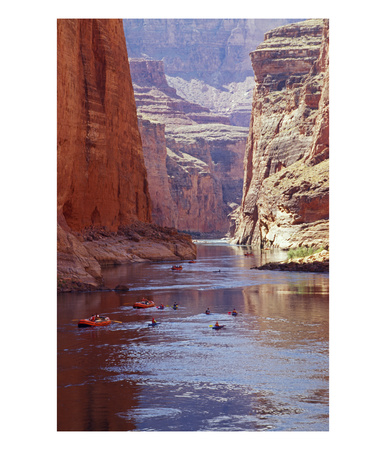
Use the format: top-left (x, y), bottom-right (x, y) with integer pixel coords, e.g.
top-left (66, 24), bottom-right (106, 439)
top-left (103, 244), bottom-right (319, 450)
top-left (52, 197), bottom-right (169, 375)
top-left (232, 19), bottom-right (329, 249)
top-left (137, 118), bottom-right (178, 228)
top-left (57, 19), bottom-right (151, 232)
top-left (123, 19), bottom-right (304, 127)
top-left (57, 20), bottom-right (196, 292)
top-left (130, 59), bottom-right (247, 235)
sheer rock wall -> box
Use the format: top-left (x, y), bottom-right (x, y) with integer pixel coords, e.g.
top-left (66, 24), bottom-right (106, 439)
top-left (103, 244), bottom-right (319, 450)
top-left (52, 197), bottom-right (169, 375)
top-left (57, 20), bottom-right (195, 292)
top-left (232, 19), bottom-right (329, 249)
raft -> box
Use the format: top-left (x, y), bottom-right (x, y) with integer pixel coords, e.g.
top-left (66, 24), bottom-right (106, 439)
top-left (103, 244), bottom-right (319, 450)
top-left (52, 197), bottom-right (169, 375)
top-left (78, 316), bottom-right (111, 328)
top-left (133, 300), bottom-right (155, 309)
top-left (171, 265), bottom-right (183, 270)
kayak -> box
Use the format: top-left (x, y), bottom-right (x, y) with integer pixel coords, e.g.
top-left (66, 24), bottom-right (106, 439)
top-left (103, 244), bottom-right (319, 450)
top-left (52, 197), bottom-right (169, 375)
top-left (205, 311), bottom-right (211, 315)
top-left (78, 316), bottom-right (111, 328)
top-left (212, 325), bottom-right (225, 330)
top-left (148, 322), bottom-right (160, 327)
top-left (172, 305), bottom-right (178, 310)
top-left (188, 260), bottom-right (196, 263)
top-left (232, 312), bottom-right (238, 316)
top-left (133, 300), bottom-right (155, 309)
top-left (157, 305), bottom-right (165, 310)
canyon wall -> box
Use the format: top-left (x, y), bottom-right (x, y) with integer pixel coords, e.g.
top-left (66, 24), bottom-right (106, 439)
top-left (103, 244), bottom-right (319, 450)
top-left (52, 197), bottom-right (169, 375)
top-left (130, 59), bottom-right (247, 234)
top-left (58, 19), bottom-right (151, 231)
top-left (123, 19), bottom-right (304, 127)
top-left (57, 19), bottom-right (195, 292)
top-left (232, 19), bottom-right (329, 249)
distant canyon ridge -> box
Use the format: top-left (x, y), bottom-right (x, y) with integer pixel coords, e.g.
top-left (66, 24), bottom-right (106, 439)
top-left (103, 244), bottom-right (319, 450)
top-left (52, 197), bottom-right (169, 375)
top-left (57, 18), bottom-right (329, 292)
top-left (123, 18), bottom-right (303, 127)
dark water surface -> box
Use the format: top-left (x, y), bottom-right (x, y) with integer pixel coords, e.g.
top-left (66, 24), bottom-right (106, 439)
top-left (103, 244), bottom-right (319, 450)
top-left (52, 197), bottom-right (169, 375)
top-left (57, 241), bottom-right (329, 431)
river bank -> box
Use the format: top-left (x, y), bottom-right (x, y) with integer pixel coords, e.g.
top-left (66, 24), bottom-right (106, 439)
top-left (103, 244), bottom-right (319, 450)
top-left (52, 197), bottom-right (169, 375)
top-left (57, 221), bottom-right (196, 293)
top-left (253, 249), bottom-right (329, 273)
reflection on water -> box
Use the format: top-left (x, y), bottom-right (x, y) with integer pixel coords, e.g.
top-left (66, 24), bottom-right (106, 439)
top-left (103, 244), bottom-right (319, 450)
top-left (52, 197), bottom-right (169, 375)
top-left (57, 241), bottom-right (329, 431)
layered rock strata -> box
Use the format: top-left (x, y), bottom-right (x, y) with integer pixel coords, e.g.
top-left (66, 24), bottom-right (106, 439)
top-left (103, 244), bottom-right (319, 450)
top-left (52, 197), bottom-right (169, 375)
top-left (232, 19), bottom-right (329, 249)
top-left (130, 59), bottom-right (247, 234)
top-left (57, 19), bottom-right (196, 292)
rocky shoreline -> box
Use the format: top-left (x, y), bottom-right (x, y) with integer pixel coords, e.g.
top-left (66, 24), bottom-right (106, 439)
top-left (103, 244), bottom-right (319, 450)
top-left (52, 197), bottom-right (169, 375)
top-left (57, 221), bottom-right (196, 293)
top-left (252, 250), bottom-right (329, 273)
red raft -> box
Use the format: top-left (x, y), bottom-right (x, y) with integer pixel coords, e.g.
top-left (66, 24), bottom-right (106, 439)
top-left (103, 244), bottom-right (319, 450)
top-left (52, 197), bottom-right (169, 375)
top-left (133, 299), bottom-right (156, 309)
top-left (78, 316), bottom-right (111, 328)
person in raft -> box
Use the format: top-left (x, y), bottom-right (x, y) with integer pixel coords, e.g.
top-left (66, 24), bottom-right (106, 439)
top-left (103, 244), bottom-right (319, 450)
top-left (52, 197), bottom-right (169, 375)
top-left (152, 318), bottom-right (157, 324)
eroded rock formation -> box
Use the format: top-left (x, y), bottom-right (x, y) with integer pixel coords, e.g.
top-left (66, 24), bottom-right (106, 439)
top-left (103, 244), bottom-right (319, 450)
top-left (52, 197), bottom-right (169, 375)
top-left (130, 59), bottom-right (247, 235)
top-left (57, 19), bottom-right (195, 292)
top-left (232, 19), bottom-right (329, 249)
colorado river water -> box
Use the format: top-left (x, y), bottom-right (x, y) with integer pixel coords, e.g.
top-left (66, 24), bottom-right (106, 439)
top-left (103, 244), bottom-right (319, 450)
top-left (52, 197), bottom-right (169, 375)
top-left (57, 240), bottom-right (329, 431)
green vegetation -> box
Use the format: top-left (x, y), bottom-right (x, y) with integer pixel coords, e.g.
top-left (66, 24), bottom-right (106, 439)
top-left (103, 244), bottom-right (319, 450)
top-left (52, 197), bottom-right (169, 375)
top-left (286, 246), bottom-right (324, 260)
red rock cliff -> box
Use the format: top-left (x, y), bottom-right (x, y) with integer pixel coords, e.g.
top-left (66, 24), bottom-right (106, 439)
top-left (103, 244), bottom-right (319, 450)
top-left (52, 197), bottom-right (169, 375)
top-left (232, 19), bottom-right (329, 249)
top-left (57, 19), bottom-right (151, 232)
top-left (57, 20), bottom-right (196, 292)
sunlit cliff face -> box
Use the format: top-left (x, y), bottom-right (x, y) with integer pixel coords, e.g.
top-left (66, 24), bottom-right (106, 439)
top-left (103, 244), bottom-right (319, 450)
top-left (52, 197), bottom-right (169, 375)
top-left (233, 19), bottom-right (329, 249)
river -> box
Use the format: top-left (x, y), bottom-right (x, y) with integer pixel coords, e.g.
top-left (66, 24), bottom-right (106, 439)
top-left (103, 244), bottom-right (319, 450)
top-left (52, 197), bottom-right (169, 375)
top-left (57, 240), bottom-right (329, 431)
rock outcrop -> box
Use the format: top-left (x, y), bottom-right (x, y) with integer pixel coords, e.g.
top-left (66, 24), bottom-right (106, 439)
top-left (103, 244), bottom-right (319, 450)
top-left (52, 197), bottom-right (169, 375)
top-left (254, 249), bottom-right (329, 273)
top-left (232, 19), bottom-right (329, 249)
top-left (130, 59), bottom-right (247, 235)
top-left (57, 19), bottom-right (196, 292)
